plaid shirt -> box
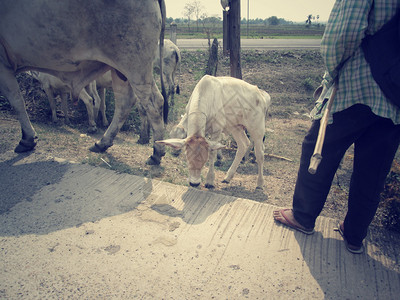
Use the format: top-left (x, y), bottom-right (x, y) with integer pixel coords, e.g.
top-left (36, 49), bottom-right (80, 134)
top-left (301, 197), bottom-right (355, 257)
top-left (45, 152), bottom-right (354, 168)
top-left (312, 0), bottom-right (400, 124)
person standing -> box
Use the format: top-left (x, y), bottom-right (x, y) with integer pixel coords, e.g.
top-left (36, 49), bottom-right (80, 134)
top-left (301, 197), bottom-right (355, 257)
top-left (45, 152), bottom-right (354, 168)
top-left (273, 0), bottom-right (400, 254)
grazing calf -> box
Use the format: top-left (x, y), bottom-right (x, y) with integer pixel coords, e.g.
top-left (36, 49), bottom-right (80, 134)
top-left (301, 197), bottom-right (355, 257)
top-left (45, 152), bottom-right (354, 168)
top-left (30, 72), bottom-right (102, 133)
top-left (157, 75), bottom-right (271, 189)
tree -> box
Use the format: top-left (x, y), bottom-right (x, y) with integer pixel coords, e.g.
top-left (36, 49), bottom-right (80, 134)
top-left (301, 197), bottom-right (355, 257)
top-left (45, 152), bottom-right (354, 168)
top-left (200, 13), bottom-right (220, 46)
top-left (184, 0), bottom-right (203, 32)
top-left (183, 2), bottom-right (195, 31)
top-left (267, 16), bottom-right (279, 26)
top-left (192, 0), bottom-right (204, 31)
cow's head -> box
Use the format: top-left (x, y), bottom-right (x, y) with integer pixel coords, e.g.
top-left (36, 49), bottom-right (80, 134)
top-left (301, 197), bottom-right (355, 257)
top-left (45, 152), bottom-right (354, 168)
top-left (156, 135), bottom-right (224, 187)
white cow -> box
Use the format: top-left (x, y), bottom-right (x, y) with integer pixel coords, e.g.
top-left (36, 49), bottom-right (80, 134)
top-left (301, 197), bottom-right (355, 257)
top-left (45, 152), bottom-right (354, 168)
top-left (0, 0), bottom-right (167, 165)
top-left (157, 75), bottom-right (271, 189)
top-left (30, 72), bottom-right (104, 132)
top-left (153, 39), bottom-right (181, 106)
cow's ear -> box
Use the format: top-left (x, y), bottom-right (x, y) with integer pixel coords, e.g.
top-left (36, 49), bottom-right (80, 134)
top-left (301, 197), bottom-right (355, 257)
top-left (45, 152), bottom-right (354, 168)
top-left (156, 138), bottom-right (186, 149)
top-left (208, 141), bottom-right (225, 150)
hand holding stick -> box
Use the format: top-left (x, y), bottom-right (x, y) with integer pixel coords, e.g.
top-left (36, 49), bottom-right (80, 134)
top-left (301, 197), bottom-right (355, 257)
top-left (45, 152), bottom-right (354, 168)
top-left (308, 84), bottom-right (337, 174)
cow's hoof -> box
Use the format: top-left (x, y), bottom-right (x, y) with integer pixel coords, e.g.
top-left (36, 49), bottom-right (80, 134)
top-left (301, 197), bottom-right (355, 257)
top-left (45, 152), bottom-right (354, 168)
top-left (205, 183), bottom-right (215, 189)
top-left (14, 137), bottom-right (37, 153)
top-left (89, 143), bottom-right (108, 153)
top-left (189, 182), bottom-right (200, 188)
top-left (14, 139), bottom-right (37, 153)
top-left (146, 155), bottom-right (161, 165)
top-left (214, 160), bottom-right (222, 167)
top-left (255, 186), bottom-right (264, 191)
top-left (87, 126), bottom-right (97, 134)
top-left (222, 179), bottom-right (229, 184)
top-left (137, 137), bottom-right (150, 145)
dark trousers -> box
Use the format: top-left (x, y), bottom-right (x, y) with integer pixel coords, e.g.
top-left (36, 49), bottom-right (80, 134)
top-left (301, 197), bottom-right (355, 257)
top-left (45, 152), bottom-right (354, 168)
top-left (293, 104), bottom-right (400, 246)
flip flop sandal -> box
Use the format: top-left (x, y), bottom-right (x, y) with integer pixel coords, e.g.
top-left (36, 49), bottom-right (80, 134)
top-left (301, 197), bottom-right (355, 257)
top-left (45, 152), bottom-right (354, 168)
top-left (275, 209), bottom-right (315, 235)
top-left (334, 222), bottom-right (364, 254)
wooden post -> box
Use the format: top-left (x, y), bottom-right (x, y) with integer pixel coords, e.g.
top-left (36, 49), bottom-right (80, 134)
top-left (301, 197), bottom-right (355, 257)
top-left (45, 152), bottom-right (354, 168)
top-left (222, 10), bottom-right (229, 54)
top-left (205, 38), bottom-right (219, 76)
top-left (228, 0), bottom-right (242, 79)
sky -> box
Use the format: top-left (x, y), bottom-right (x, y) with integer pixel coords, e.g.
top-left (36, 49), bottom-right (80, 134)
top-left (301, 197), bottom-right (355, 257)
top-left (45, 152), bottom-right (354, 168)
top-left (165, 0), bottom-right (336, 23)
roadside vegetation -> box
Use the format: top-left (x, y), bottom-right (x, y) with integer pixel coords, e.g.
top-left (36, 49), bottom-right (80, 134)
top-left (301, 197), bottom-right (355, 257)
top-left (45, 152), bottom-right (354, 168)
top-left (169, 0), bottom-right (325, 39)
top-left (171, 23), bottom-right (325, 39)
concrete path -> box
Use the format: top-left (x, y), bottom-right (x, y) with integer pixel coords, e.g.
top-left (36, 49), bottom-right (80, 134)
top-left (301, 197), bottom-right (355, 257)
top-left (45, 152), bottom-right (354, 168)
top-left (0, 152), bottom-right (399, 299)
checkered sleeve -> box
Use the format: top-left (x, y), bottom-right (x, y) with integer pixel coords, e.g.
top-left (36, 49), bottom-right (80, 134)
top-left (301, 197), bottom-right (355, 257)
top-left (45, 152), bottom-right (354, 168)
top-left (320, 0), bottom-right (373, 80)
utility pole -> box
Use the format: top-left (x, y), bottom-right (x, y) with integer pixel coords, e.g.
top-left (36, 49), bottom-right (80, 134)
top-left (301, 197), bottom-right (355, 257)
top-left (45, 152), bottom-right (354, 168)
top-left (247, 0), bottom-right (249, 38)
top-left (228, 0), bottom-right (242, 79)
top-left (221, 0), bottom-right (242, 79)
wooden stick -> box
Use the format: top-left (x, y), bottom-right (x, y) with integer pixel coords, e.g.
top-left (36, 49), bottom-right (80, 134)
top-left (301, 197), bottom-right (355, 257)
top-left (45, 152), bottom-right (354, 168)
top-left (265, 153), bottom-right (293, 162)
top-left (225, 147), bottom-right (293, 162)
top-left (308, 84), bottom-right (337, 174)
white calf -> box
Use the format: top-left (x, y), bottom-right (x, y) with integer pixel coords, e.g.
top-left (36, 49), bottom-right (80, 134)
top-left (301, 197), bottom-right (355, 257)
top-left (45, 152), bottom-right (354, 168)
top-left (153, 39), bottom-right (181, 105)
top-left (157, 75), bottom-right (271, 189)
top-left (30, 72), bottom-right (102, 132)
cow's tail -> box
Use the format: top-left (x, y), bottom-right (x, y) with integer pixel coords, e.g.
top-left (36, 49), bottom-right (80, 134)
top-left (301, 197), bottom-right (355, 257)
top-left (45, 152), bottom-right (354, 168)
top-left (158, 0), bottom-right (168, 124)
top-left (175, 50), bottom-right (181, 95)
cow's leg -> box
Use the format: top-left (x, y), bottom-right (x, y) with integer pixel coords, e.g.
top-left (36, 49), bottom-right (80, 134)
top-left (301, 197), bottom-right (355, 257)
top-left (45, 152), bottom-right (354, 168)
top-left (0, 66), bottom-right (37, 152)
top-left (205, 148), bottom-right (218, 189)
top-left (223, 126), bottom-right (251, 184)
top-left (140, 81), bottom-right (166, 165)
top-left (79, 88), bottom-right (97, 133)
top-left (98, 88), bottom-right (109, 127)
top-left (59, 92), bottom-right (70, 124)
top-left (205, 131), bottom-right (222, 188)
top-left (43, 87), bottom-right (58, 123)
top-left (87, 81), bottom-right (101, 122)
top-left (137, 104), bottom-right (151, 144)
top-left (165, 73), bottom-right (174, 106)
top-left (215, 149), bottom-right (223, 166)
top-left (89, 69), bottom-right (138, 153)
top-left (252, 133), bottom-right (265, 189)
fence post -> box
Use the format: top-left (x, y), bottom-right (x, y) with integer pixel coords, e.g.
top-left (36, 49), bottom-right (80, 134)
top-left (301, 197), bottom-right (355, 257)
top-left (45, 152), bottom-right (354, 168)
top-left (170, 22), bottom-right (177, 45)
top-left (205, 38), bottom-right (219, 76)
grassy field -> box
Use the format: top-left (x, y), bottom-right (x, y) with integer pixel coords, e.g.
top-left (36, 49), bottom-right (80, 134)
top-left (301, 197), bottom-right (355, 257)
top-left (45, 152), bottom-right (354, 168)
top-left (171, 23), bottom-right (325, 39)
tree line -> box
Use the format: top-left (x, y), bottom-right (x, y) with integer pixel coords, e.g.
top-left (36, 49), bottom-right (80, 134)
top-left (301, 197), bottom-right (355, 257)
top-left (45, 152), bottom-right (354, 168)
top-left (170, 0), bottom-right (323, 29)
top-left (167, 16), bottom-right (302, 27)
